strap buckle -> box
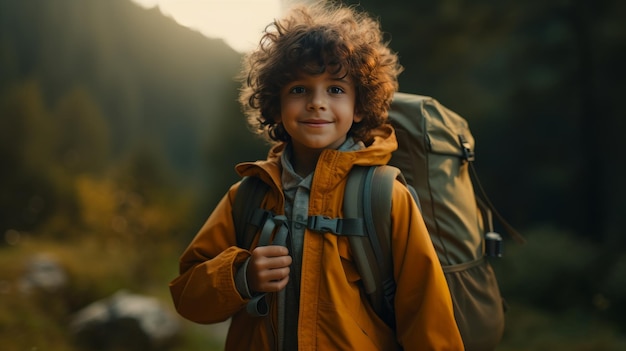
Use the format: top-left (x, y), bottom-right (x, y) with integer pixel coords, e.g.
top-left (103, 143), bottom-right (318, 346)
top-left (307, 216), bottom-right (341, 234)
top-left (458, 134), bottom-right (475, 162)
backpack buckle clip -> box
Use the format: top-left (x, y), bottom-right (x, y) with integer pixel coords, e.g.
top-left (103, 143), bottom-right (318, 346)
top-left (307, 215), bottom-right (341, 234)
top-left (458, 134), bottom-right (475, 162)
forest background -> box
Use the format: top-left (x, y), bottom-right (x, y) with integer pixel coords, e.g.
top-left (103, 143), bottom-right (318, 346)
top-left (1, 0), bottom-right (625, 350)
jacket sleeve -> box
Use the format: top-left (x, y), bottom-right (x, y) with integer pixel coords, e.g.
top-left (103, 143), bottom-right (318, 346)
top-left (390, 181), bottom-right (464, 350)
top-left (169, 183), bottom-right (251, 324)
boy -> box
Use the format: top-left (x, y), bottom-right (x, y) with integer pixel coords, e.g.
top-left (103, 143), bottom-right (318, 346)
top-left (169, 2), bottom-right (463, 350)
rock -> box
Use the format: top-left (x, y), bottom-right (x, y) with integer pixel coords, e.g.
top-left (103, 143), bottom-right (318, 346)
top-left (19, 254), bottom-right (68, 294)
top-left (70, 290), bottom-right (180, 351)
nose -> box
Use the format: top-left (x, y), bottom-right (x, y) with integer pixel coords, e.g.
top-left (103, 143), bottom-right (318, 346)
top-left (306, 90), bottom-right (327, 111)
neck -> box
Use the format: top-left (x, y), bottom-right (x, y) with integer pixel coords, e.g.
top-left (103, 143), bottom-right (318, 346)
top-left (290, 145), bottom-right (322, 178)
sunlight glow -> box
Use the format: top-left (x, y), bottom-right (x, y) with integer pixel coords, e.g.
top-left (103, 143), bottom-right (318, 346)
top-left (131, 0), bottom-right (283, 52)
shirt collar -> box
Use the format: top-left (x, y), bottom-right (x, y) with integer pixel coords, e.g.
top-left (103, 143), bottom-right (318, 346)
top-left (280, 137), bottom-right (364, 191)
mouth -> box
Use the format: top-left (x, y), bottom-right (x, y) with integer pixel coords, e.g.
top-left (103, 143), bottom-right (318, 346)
top-left (300, 119), bottom-right (332, 127)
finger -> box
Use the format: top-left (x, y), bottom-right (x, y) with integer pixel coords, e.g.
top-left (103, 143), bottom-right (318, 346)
top-left (259, 266), bottom-right (290, 283)
top-left (259, 274), bottom-right (289, 292)
top-left (250, 250), bottom-right (292, 270)
top-left (266, 255), bottom-right (292, 269)
top-left (254, 245), bottom-right (289, 257)
top-left (247, 256), bottom-right (291, 292)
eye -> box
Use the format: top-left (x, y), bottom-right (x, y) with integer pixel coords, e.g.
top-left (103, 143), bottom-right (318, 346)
top-left (289, 86), bottom-right (306, 94)
top-left (329, 86), bottom-right (345, 94)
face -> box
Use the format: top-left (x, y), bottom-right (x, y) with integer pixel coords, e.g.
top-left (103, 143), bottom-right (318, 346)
top-left (278, 71), bottom-right (361, 156)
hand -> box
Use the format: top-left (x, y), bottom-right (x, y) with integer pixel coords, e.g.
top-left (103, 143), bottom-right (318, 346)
top-left (247, 245), bottom-right (292, 293)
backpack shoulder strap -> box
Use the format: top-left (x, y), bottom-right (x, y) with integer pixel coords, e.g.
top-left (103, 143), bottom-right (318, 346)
top-left (233, 177), bottom-right (289, 318)
top-left (344, 165), bottom-right (410, 328)
top-left (232, 176), bottom-right (271, 249)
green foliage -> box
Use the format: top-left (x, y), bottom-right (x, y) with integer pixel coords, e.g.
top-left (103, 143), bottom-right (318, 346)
top-left (499, 301), bottom-right (626, 351)
top-left (53, 87), bottom-right (111, 175)
top-left (0, 80), bottom-right (62, 232)
top-left (494, 227), bottom-right (598, 310)
top-left (492, 227), bottom-right (626, 348)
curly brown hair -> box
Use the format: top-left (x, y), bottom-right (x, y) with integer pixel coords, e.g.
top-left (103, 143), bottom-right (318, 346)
top-left (238, 1), bottom-right (402, 143)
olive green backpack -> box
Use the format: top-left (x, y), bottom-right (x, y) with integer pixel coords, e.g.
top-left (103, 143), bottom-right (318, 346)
top-left (233, 92), bottom-right (525, 351)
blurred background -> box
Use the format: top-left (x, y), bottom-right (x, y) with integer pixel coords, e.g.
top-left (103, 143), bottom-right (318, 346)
top-left (1, 0), bottom-right (624, 350)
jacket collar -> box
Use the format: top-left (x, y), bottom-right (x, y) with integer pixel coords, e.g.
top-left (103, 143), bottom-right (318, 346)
top-left (235, 124), bottom-right (398, 191)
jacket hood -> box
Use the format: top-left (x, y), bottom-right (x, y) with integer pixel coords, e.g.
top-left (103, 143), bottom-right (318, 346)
top-left (235, 124), bottom-right (398, 186)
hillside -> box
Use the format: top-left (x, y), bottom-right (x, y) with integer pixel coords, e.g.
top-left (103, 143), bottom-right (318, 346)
top-left (0, 0), bottom-right (268, 231)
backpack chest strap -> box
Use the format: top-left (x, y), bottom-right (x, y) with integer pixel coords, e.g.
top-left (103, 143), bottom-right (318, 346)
top-left (307, 216), bottom-right (366, 236)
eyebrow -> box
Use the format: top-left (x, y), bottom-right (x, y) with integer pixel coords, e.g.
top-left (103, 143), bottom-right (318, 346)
top-left (331, 76), bottom-right (351, 83)
top-left (288, 75), bottom-right (352, 85)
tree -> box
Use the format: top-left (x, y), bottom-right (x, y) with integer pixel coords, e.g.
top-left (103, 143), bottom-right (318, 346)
top-left (53, 86), bottom-right (111, 175)
top-left (0, 81), bottom-right (58, 235)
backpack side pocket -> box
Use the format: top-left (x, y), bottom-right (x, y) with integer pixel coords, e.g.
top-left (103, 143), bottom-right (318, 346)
top-left (443, 258), bottom-right (505, 351)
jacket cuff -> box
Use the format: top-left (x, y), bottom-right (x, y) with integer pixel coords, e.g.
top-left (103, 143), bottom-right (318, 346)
top-left (235, 257), bottom-right (253, 299)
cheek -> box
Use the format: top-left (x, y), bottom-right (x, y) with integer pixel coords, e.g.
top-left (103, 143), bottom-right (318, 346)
top-left (278, 100), bottom-right (296, 120)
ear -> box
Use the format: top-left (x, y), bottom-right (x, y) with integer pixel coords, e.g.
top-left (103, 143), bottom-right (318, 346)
top-left (353, 113), bottom-right (363, 123)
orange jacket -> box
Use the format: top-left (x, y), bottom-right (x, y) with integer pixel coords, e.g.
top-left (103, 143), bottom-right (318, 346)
top-left (169, 125), bottom-right (463, 350)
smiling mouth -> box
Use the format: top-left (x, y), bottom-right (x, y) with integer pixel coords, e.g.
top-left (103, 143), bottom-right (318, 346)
top-left (301, 119), bottom-right (331, 126)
